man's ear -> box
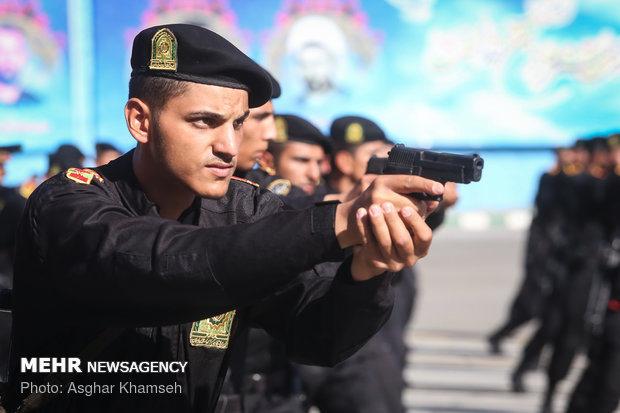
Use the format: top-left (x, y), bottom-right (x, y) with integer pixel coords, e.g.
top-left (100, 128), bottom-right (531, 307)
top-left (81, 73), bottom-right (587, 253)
top-left (334, 150), bottom-right (354, 176)
top-left (259, 151), bottom-right (275, 169)
top-left (125, 98), bottom-right (152, 144)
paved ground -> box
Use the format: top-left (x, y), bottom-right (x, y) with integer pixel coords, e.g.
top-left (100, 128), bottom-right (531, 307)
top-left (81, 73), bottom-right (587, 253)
top-left (403, 226), bottom-right (618, 413)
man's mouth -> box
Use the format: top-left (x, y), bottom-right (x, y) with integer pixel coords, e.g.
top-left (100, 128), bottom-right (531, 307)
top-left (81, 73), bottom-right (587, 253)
top-left (206, 163), bottom-right (234, 178)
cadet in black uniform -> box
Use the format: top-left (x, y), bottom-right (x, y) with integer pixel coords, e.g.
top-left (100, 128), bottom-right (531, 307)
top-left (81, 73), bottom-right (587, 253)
top-left (95, 142), bottom-right (122, 167)
top-left (565, 134), bottom-right (620, 413)
top-left (268, 114), bottom-right (333, 196)
top-left (6, 24), bottom-right (443, 413)
top-left (0, 145), bottom-right (26, 382)
top-left (225, 79), bottom-right (309, 413)
top-left (234, 77), bottom-right (308, 200)
top-left (297, 116), bottom-right (453, 413)
top-left (510, 138), bottom-right (610, 413)
top-left (488, 147), bottom-right (572, 355)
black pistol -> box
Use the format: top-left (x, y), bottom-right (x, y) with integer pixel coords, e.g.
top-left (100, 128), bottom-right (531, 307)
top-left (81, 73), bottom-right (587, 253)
top-left (365, 144), bottom-right (484, 201)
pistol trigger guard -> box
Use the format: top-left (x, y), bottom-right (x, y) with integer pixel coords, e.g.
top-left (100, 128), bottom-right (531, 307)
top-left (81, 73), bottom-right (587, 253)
top-left (408, 192), bottom-right (443, 202)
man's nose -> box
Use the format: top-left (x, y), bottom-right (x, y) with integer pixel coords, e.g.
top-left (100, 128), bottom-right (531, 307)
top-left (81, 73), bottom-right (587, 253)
top-left (213, 125), bottom-right (239, 158)
top-left (308, 162), bottom-right (321, 182)
top-left (263, 117), bottom-right (277, 142)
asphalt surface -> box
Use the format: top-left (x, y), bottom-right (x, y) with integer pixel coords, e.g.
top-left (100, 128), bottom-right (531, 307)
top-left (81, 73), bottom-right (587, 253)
top-left (404, 226), bottom-right (619, 413)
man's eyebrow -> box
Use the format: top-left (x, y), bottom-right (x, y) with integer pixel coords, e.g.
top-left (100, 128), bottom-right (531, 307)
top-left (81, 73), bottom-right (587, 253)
top-left (186, 111), bottom-right (227, 121)
top-left (185, 110), bottom-right (250, 123)
top-left (250, 109), bottom-right (274, 119)
top-left (236, 110), bottom-right (250, 123)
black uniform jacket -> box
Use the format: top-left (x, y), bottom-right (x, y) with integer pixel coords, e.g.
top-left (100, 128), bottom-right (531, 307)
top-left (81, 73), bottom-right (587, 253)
top-left (7, 151), bottom-right (394, 412)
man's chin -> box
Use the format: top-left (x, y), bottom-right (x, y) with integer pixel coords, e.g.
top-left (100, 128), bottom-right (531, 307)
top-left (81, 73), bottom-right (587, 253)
top-left (196, 179), bottom-right (231, 199)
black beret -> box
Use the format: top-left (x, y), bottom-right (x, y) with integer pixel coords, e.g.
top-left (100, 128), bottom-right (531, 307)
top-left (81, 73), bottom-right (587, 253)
top-left (266, 70), bottom-right (281, 99)
top-left (95, 142), bottom-right (121, 156)
top-left (330, 115), bottom-right (390, 148)
top-left (0, 144), bottom-right (21, 153)
top-left (573, 139), bottom-right (588, 150)
top-left (586, 136), bottom-right (608, 153)
top-left (130, 24), bottom-right (272, 108)
top-left (274, 114), bottom-right (332, 154)
top-left (48, 144), bottom-right (84, 175)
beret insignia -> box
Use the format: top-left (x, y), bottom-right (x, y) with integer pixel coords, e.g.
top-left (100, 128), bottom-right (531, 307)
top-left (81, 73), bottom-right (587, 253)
top-left (231, 176), bottom-right (259, 187)
top-left (345, 122), bottom-right (364, 144)
top-left (266, 178), bottom-right (292, 196)
top-left (190, 310), bottom-right (236, 349)
top-left (608, 135), bottom-right (620, 149)
top-left (150, 28), bottom-right (177, 71)
top-left (275, 116), bottom-right (288, 143)
top-left (65, 168), bottom-right (104, 185)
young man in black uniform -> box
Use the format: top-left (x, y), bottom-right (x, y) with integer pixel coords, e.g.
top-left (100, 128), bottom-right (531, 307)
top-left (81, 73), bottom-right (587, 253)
top-left (6, 24), bottom-right (443, 413)
top-left (565, 134), bottom-right (620, 413)
top-left (267, 114), bottom-right (332, 196)
top-left (0, 145), bottom-right (26, 382)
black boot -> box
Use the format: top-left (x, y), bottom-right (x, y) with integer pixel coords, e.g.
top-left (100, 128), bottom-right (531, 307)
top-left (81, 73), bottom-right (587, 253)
top-left (511, 368), bottom-right (526, 393)
top-left (488, 333), bottom-right (502, 355)
top-left (540, 382), bottom-right (556, 413)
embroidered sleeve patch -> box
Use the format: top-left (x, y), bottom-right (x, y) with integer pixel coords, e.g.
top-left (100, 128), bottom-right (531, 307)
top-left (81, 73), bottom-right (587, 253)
top-left (65, 168), bottom-right (104, 185)
top-left (266, 178), bottom-right (291, 196)
top-left (189, 310), bottom-right (236, 349)
top-left (231, 176), bottom-right (259, 188)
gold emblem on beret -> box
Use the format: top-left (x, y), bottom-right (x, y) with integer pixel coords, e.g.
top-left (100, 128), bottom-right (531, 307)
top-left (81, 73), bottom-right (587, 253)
top-left (150, 28), bottom-right (177, 71)
top-left (345, 122), bottom-right (364, 143)
top-left (275, 117), bottom-right (288, 143)
top-left (190, 310), bottom-right (236, 349)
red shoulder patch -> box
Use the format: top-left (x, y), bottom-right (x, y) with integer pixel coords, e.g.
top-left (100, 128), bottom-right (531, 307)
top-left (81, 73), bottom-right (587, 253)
top-left (231, 176), bottom-right (259, 188)
top-left (65, 168), bottom-right (104, 185)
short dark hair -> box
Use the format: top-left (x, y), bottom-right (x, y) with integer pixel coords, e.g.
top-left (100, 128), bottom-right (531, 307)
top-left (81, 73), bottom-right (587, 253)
top-left (128, 75), bottom-right (189, 115)
top-left (267, 141), bottom-right (286, 160)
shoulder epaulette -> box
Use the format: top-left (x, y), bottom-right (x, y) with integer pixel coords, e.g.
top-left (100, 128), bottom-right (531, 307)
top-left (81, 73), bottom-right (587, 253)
top-left (65, 168), bottom-right (104, 185)
top-left (231, 176), bottom-right (259, 188)
top-left (589, 165), bottom-right (607, 179)
top-left (257, 160), bottom-right (276, 176)
top-left (562, 163), bottom-right (583, 176)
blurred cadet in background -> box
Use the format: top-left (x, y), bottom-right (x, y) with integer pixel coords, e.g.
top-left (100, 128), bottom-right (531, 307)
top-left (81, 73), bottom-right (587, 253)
top-left (95, 142), bottom-right (122, 166)
top-left (488, 145), bottom-right (577, 355)
top-left (0, 144), bottom-right (26, 381)
top-left (224, 74), bottom-right (308, 413)
top-left (267, 114), bottom-right (332, 196)
top-left (46, 144), bottom-right (85, 177)
top-left (0, 145), bottom-right (26, 286)
top-left (294, 116), bottom-right (458, 413)
top-left (507, 136), bottom-right (612, 413)
top-left (234, 76), bottom-right (308, 199)
top-left (234, 73), bottom-right (279, 177)
top-left (565, 134), bottom-right (620, 413)
top-left (326, 116), bottom-right (392, 195)
top-left (19, 143), bottom-right (85, 199)
top-left (296, 116), bottom-right (406, 413)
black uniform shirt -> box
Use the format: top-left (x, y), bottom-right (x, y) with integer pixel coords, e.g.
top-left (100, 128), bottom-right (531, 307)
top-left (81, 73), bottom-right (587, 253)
top-left (7, 151), bottom-right (394, 412)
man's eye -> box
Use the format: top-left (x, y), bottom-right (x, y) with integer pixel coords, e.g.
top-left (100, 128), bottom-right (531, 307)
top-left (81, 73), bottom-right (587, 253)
top-left (193, 118), bottom-right (216, 128)
top-left (233, 119), bottom-right (245, 130)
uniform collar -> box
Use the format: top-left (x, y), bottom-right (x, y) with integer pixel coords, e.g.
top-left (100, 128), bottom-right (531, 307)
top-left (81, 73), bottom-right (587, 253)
top-left (97, 149), bottom-right (160, 217)
top-left (99, 150), bottom-right (202, 221)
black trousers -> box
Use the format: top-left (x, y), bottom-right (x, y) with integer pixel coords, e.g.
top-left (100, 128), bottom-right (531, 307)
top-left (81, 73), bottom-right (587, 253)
top-left (566, 310), bottom-right (620, 413)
